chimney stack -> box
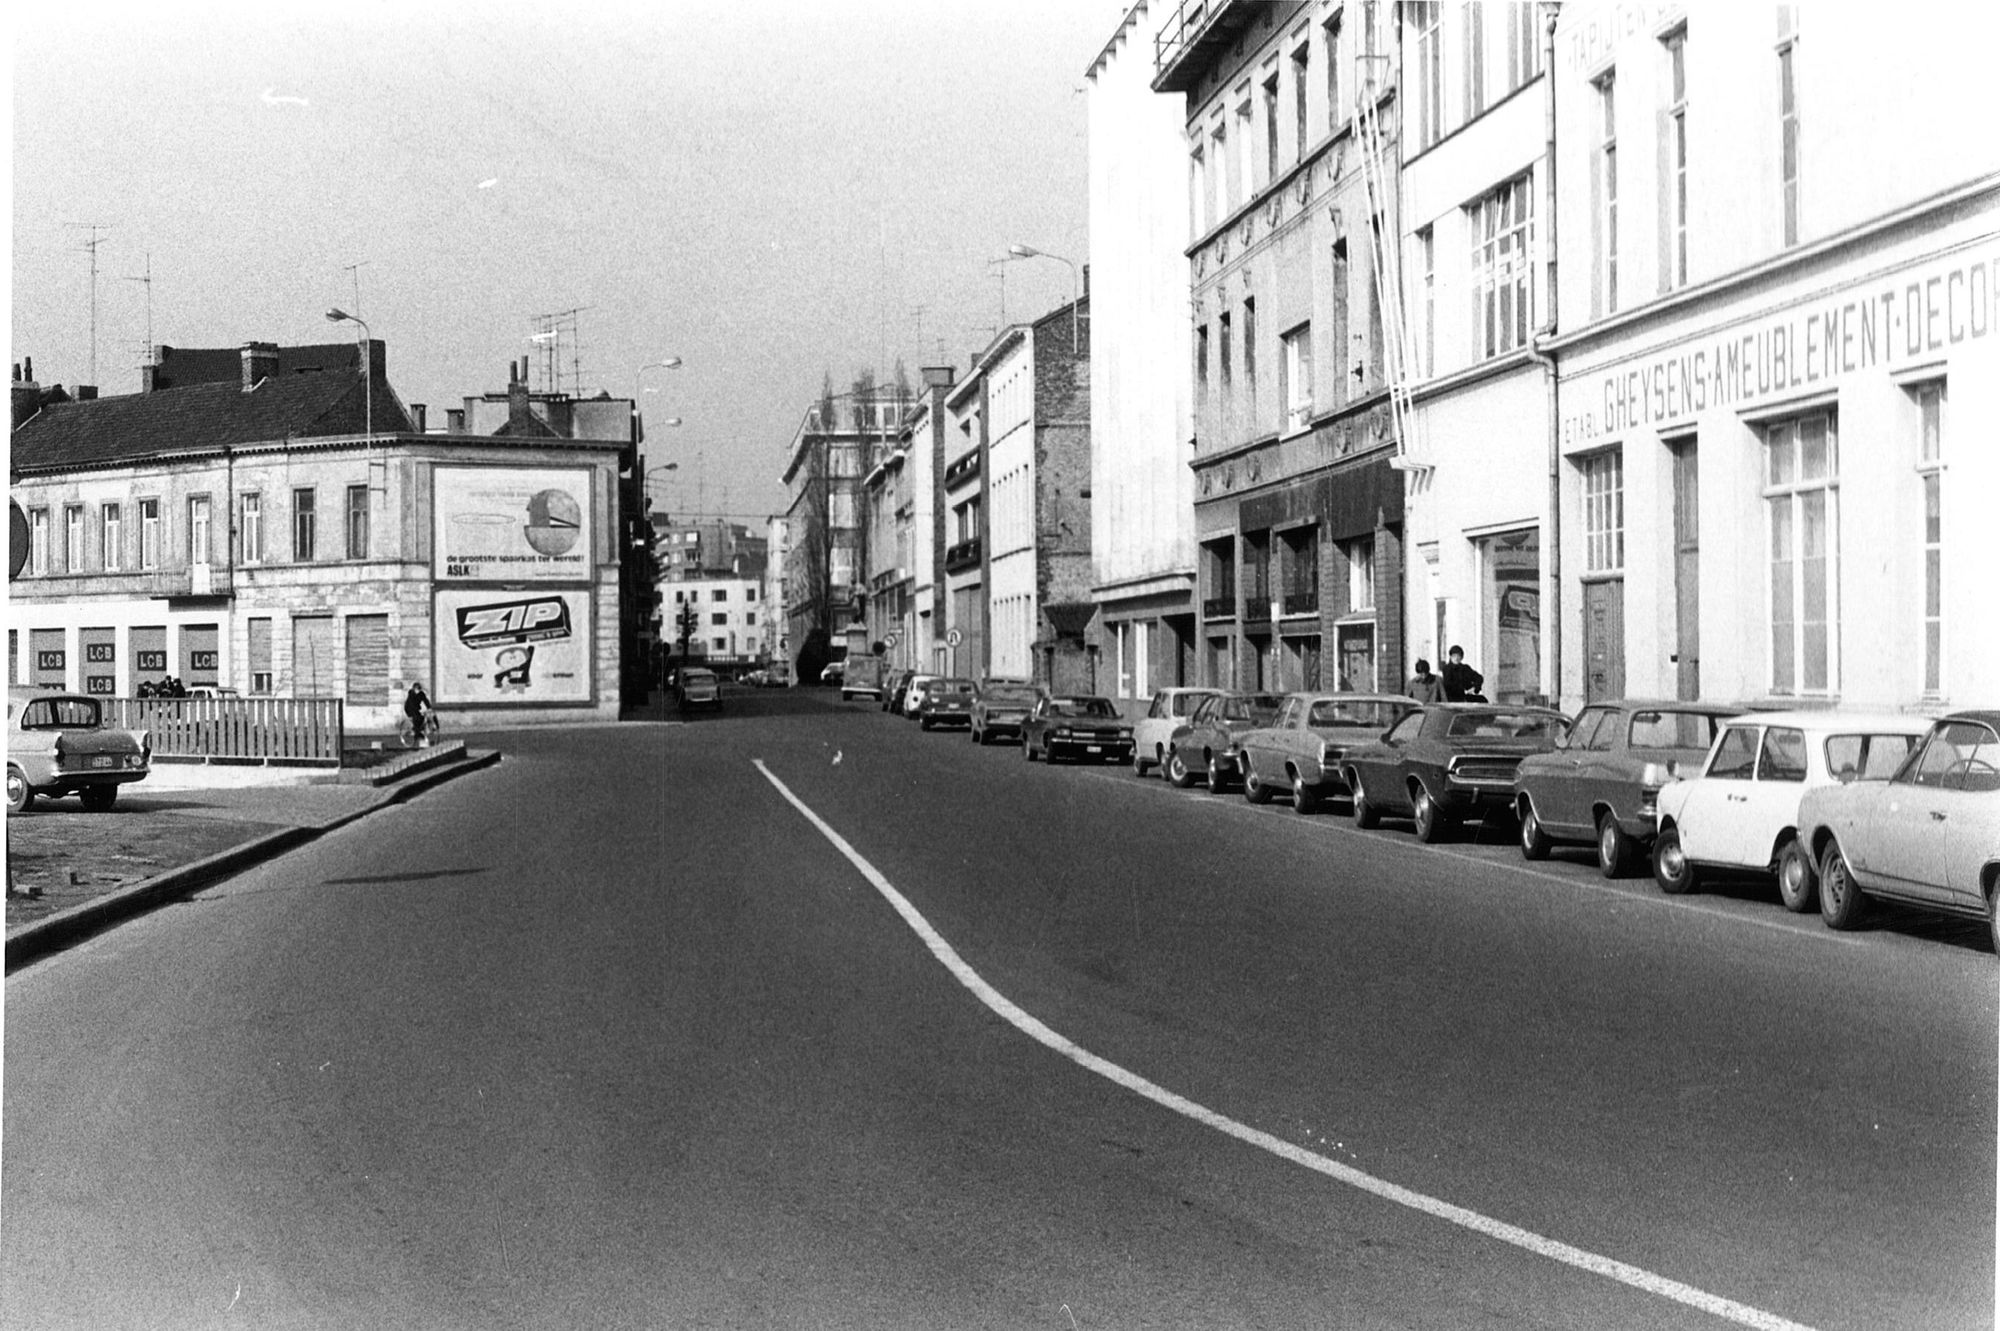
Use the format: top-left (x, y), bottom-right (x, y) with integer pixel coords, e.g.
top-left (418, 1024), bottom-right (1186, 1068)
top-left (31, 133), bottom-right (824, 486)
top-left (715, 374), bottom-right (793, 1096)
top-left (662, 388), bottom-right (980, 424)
top-left (921, 365), bottom-right (956, 390)
top-left (411, 403), bottom-right (427, 432)
top-left (241, 341), bottom-right (279, 391)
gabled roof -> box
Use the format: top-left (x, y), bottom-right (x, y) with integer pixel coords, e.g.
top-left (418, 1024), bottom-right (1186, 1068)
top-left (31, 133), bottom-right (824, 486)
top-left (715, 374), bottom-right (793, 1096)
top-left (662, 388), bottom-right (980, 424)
top-left (10, 368), bottom-right (416, 473)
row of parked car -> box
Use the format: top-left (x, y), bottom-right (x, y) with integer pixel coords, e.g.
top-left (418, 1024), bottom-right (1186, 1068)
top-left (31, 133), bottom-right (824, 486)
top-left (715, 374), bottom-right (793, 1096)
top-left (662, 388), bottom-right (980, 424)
top-left (849, 676), bottom-right (2000, 954)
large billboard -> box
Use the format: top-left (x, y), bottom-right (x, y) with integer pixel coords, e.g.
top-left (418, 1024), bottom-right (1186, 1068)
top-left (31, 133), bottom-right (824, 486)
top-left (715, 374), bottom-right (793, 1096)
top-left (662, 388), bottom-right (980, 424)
top-left (434, 587), bottom-right (592, 705)
top-left (434, 466), bottom-right (594, 582)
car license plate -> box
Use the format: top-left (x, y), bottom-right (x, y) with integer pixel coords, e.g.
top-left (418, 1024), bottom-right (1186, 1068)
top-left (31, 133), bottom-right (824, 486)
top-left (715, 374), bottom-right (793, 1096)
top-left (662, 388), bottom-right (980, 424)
top-left (1086, 745), bottom-right (1102, 754)
top-left (91, 755), bottom-right (114, 768)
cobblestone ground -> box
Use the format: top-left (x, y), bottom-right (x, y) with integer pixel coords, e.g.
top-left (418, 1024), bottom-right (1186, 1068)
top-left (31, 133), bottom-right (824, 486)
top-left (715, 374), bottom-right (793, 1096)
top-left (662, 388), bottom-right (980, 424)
top-left (6, 798), bottom-right (281, 930)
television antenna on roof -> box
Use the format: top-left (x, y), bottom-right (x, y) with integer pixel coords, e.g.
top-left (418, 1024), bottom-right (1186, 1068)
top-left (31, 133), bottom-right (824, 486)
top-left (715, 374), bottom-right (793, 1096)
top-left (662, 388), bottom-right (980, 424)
top-left (123, 252), bottom-right (155, 368)
top-left (67, 221), bottom-right (114, 387)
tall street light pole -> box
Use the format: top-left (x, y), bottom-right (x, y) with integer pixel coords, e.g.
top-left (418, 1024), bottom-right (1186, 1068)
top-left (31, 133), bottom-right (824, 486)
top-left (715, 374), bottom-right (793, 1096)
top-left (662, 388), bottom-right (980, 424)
top-left (1007, 244), bottom-right (1080, 348)
top-left (324, 308), bottom-right (373, 442)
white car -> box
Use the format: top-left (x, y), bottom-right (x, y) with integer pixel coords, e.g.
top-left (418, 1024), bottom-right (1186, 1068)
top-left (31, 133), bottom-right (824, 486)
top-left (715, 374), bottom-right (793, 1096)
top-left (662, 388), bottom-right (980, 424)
top-left (1652, 709), bottom-right (1933, 908)
top-left (1133, 687), bottom-right (1222, 778)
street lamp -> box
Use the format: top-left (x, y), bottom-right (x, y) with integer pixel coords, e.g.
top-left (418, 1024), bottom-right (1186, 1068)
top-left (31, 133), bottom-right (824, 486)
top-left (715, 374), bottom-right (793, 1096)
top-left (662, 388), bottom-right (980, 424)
top-left (324, 307), bottom-right (372, 441)
top-left (635, 356), bottom-right (683, 396)
top-left (1007, 244), bottom-right (1080, 348)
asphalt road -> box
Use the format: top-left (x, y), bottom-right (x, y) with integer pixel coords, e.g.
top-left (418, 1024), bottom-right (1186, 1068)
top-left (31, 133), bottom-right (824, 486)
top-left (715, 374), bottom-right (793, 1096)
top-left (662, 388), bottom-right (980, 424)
top-left (3, 687), bottom-right (1992, 1329)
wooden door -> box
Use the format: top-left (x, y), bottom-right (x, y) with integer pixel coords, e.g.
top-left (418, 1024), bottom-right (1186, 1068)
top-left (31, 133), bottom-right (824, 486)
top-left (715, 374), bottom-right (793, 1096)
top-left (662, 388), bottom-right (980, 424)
top-left (1583, 580), bottom-right (1625, 703)
top-left (1670, 440), bottom-right (1700, 700)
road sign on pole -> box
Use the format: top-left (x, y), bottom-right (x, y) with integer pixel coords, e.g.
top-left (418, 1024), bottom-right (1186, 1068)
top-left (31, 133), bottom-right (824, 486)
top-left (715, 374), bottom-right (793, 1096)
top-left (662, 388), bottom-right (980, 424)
top-left (945, 628), bottom-right (963, 648)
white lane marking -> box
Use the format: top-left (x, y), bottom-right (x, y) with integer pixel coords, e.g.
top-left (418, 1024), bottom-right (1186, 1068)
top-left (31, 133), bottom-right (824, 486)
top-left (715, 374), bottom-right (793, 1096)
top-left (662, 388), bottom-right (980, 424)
top-left (753, 759), bottom-right (1818, 1331)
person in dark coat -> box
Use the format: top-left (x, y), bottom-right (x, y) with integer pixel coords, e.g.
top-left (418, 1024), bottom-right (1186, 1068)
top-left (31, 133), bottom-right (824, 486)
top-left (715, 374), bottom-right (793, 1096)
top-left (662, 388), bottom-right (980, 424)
top-left (1406, 659), bottom-right (1444, 703)
top-left (1441, 646), bottom-right (1485, 702)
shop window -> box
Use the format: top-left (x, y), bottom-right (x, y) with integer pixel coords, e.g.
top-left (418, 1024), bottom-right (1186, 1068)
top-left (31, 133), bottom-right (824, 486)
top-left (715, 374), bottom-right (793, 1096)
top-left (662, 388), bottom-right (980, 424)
top-left (1764, 412), bottom-right (1838, 694)
top-left (1581, 450), bottom-right (1624, 573)
top-left (1911, 380), bottom-right (1944, 694)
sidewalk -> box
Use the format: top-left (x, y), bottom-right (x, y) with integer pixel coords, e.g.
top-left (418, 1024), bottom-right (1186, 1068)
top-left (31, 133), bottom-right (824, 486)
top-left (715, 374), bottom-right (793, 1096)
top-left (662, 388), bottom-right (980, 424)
top-left (6, 745), bottom-right (500, 968)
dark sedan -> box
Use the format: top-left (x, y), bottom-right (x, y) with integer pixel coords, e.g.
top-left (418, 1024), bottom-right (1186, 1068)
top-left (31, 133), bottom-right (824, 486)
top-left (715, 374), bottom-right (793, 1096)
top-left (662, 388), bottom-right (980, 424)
top-left (1341, 702), bottom-right (1569, 842)
top-left (918, 677), bottom-right (977, 730)
top-left (1022, 695), bottom-right (1134, 765)
top-left (1513, 699), bottom-right (1737, 876)
top-left (970, 680), bottom-right (1042, 745)
top-left (1165, 691), bottom-right (1285, 792)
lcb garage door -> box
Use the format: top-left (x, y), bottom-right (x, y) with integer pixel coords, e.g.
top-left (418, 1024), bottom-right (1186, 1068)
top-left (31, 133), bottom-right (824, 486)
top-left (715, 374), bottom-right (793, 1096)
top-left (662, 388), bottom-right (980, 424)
top-left (30, 628), bottom-right (65, 689)
top-left (132, 626), bottom-right (168, 693)
top-left (181, 623), bottom-right (220, 689)
top-left (80, 627), bottom-right (118, 695)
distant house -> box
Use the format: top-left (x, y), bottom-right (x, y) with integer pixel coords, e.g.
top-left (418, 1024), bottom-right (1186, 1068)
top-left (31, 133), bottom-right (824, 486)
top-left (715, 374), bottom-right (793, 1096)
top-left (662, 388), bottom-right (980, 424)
top-left (9, 344), bottom-right (636, 728)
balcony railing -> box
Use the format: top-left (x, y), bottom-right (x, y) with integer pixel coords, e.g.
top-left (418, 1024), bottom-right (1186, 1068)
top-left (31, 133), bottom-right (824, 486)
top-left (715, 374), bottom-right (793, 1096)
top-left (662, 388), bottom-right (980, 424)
top-left (944, 536), bottom-right (982, 573)
top-left (1201, 596), bottom-right (1235, 620)
top-left (150, 563), bottom-right (234, 599)
top-left (1282, 592), bottom-right (1319, 616)
top-left (1243, 598), bottom-right (1273, 626)
top-left (944, 452), bottom-right (981, 488)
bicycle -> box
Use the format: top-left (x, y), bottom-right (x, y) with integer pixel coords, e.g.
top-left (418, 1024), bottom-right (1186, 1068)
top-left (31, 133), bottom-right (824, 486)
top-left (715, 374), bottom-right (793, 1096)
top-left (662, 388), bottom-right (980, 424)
top-left (398, 708), bottom-right (441, 748)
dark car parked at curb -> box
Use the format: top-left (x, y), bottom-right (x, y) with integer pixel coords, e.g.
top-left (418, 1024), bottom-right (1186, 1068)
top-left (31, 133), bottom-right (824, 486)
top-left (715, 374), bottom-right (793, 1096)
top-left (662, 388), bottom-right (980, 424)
top-left (881, 669), bottom-right (912, 713)
top-left (1341, 702), bottom-right (1569, 842)
top-left (970, 679), bottom-right (1042, 745)
top-left (1514, 699), bottom-right (1737, 876)
top-left (1165, 691), bottom-right (1285, 792)
top-left (918, 678), bottom-right (977, 730)
top-left (1022, 695), bottom-right (1134, 765)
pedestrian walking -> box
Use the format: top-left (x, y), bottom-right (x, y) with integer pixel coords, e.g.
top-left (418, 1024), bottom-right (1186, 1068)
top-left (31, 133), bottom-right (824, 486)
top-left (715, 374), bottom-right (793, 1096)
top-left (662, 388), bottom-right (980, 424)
top-left (403, 680), bottom-right (433, 747)
top-left (1441, 646), bottom-right (1485, 702)
top-left (1406, 659), bottom-right (1444, 703)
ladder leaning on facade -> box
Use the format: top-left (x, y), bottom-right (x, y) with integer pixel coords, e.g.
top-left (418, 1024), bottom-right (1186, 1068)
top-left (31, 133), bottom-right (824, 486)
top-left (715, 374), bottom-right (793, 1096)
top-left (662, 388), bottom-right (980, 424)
top-left (1350, 42), bottom-right (1427, 483)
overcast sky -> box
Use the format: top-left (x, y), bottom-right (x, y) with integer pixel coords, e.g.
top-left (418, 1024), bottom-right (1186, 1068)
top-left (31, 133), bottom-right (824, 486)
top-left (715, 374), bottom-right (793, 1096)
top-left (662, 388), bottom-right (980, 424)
top-left (11, 0), bottom-right (1131, 524)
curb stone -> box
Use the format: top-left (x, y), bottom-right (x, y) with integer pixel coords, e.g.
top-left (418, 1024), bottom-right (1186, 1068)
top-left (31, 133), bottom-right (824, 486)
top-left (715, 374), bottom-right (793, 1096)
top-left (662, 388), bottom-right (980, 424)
top-left (5, 750), bottom-right (502, 973)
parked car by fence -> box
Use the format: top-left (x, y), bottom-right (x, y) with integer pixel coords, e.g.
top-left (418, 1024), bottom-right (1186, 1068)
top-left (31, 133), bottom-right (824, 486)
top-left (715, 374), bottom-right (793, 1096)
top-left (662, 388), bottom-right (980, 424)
top-left (7, 687), bottom-right (151, 813)
top-left (1798, 710), bottom-right (2000, 944)
top-left (1165, 691), bottom-right (1285, 792)
top-left (1651, 709), bottom-right (1931, 906)
top-left (971, 680), bottom-right (1041, 745)
top-left (1341, 703), bottom-right (1569, 841)
top-left (919, 678), bottom-right (977, 730)
top-left (1238, 692), bottom-right (1419, 813)
top-left (1514, 699), bottom-right (1739, 876)
top-left (1022, 695), bottom-right (1134, 765)
top-left (1133, 687), bottom-right (1222, 778)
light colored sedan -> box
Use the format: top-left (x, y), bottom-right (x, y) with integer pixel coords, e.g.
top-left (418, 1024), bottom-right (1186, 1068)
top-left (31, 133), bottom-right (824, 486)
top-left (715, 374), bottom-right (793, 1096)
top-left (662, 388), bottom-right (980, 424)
top-left (1133, 687), bottom-right (1221, 778)
top-left (7, 687), bottom-right (151, 813)
top-left (1238, 692), bottom-right (1418, 813)
top-left (1799, 710), bottom-right (2000, 946)
top-left (1652, 709), bottom-right (1931, 908)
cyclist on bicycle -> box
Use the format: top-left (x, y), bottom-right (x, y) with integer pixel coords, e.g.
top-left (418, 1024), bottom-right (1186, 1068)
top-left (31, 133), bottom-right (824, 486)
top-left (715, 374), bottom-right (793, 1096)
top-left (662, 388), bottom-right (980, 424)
top-left (402, 680), bottom-right (434, 747)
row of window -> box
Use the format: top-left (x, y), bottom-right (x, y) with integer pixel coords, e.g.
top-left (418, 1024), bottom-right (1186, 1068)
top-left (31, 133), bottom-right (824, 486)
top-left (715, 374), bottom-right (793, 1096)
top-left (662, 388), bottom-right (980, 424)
top-left (24, 485), bottom-right (373, 577)
top-left (1573, 379), bottom-right (1945, 697)
top-left (1202, 532), bottom-right (1376, 614)
top-left (1590, 14), bottom-right (1801, 318)
top-left (669, 587), bottom-right (758, 603)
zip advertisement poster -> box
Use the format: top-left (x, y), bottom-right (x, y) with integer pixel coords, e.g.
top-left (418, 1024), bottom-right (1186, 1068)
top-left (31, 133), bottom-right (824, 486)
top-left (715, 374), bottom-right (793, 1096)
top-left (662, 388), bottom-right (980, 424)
top-left (435, 588), bottom-right (592, 704)
top-left (434, 466), bottom-right (594, 582)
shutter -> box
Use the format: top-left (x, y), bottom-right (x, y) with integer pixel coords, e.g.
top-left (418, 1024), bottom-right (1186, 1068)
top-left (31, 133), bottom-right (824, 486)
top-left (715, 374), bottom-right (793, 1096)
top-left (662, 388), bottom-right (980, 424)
top-left (248, 619), bottom-right (273, 687)
top-left (80, 627), bottom-right (118, 696)
top-left (30, 628), bottom-right (66, 689)
top-left (132, 626), bottom-right (169, 691)
top-left (344, 614), bottom-right (390, 705)
top-left (182, 623), bottom-right (220, 686)
top-left (291, 615), bottom-right (339, 697)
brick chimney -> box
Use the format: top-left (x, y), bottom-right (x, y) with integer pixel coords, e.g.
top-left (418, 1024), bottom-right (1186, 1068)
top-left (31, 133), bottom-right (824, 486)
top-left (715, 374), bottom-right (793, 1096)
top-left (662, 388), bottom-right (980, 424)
top-left (410, 403), bottom-right (427, 432)
top-left (241, 341), bottom-right (279, 390)
top-left (446, 407), bottom-right (465, 433)
top-left (508, 365), bottom-right (533, 431)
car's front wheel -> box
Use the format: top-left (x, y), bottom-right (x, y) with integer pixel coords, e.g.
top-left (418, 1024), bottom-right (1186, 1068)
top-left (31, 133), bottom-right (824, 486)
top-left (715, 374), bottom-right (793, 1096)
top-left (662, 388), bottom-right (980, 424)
top-left (1597, 814), bottom-right (1635, 879)
top-left (1243, 763), bottom-right (1275, 805)
top-left (1292, 772), bottom-right (1321, 815)
top-left (1412, 784), bottom-right (1453, 843)
top-left (1519, 799), bottom-right (1552, 860)
top-left (1818, 839), bottom-right (1868, 929)
top-left (1776, 838), bottom-right (1817, 912)
top-left (81, 785), bottom-right (118, 812)
top-left (1205, 757), bottom-right (1229, 795)
top-left (1348, 770), bottom-right (1381, 829)
top-left (1167, 752), bottom-right (1198, 788)
top-left (1653, 826), bottom-right (1699, 895)
top-left (6, 766), bottom-right (33, 815)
